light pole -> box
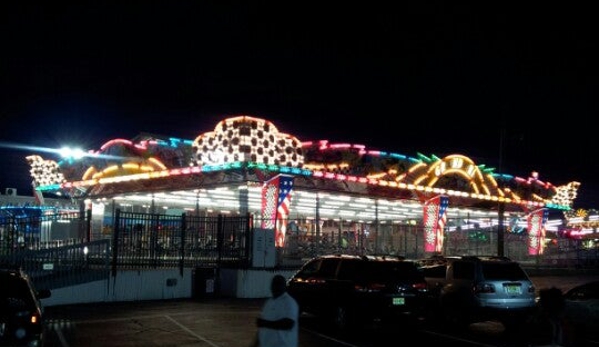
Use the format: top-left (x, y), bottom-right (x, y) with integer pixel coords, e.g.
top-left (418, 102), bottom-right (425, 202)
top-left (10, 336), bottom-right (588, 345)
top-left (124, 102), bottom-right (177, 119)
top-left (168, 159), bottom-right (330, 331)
top-left (497, 123), bottom-right (506, 257)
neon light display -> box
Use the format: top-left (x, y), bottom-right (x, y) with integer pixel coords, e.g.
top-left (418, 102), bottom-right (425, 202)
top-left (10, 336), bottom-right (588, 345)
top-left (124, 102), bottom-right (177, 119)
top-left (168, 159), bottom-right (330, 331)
top-left (27, 115), bottom-right (577, 213)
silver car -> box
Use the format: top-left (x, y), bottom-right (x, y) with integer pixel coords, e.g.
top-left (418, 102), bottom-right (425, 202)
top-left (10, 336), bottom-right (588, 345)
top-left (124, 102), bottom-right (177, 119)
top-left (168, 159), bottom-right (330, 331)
top-left (419, 255), bottom-right (536, 329)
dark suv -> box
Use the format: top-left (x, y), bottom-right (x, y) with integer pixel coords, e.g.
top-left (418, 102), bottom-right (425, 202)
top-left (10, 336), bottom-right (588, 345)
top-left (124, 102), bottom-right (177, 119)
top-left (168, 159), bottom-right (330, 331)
top-left (0, 267), bottom-right (52, 347)
top-left (287, 254), bottom-right (429, 330)
top-left (417, 255), bottom-right (536, 329)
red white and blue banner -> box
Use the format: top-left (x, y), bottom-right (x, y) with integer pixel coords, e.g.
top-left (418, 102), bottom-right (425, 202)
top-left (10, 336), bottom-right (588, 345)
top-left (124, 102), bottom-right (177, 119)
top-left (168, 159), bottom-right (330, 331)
top-left (32, 181), bottom-right (45, 205)
top-left (423, 195), bottom-right (449, 253)
top-left (261, 174), bottom-right (294, 247)
top-left (527, 208), bottom-right (549, 255)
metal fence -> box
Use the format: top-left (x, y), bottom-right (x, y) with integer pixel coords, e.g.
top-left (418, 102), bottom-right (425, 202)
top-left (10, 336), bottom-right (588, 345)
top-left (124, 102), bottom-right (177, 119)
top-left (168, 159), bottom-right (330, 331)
top-left (110, 209), bottom-right (252, 273)
top-left (2, 209), bottom-right (598, 290)
top-left (1, 209), bottom-right (253, 289)
top-left (275, 220), bottom-right (597, 268)
top-left (0, 239), bottom-right (111, 290)
top-left (0, 210), bottom-right (86, 254)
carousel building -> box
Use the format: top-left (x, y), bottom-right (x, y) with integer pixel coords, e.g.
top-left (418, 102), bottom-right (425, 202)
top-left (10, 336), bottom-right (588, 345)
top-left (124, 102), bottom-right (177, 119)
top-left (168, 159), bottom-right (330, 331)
top-left (27, 115), bottom-right (581, 259)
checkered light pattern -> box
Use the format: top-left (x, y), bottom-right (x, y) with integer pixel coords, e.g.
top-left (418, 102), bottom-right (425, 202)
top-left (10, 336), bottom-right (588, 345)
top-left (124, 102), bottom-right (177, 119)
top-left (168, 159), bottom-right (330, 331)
top-left (551, 181), bottom-right (580, 207)
top-left (423, 195), bottom-right (449, 253)
top-left (191, 115), bottom-right (304, 167)
top-left (26, 155), bottom-right (65, 187)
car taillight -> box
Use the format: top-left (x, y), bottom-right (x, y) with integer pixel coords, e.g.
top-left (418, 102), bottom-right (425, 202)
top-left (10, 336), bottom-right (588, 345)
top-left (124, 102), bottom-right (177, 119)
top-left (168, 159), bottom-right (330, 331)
top-left (293, 277), bottom-right (325, 284)
top-left (474, 283), bottom-right (495, 294)
top-left (412, 281), bottom-right (428, 291)
top-left (354, 282), bottom-right (385, 292)
top-left (308, 278), bottom-right (326, 284)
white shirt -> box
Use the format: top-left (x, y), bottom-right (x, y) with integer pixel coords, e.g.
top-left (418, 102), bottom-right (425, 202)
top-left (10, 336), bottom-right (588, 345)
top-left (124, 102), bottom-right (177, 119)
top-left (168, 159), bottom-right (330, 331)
top-left (258, 292), bottom-right (299, 347)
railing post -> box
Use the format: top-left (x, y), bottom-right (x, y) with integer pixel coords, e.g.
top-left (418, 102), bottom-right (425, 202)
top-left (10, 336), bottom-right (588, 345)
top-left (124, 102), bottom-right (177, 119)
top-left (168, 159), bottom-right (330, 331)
top-left (180, 213), bottom-right (186, 276)
top-left (245, 213), bottom-right (252, 267)
top-left (111, 209), bottom-right (121, 277)
top-left (86, 209), bottom-right (92, 242)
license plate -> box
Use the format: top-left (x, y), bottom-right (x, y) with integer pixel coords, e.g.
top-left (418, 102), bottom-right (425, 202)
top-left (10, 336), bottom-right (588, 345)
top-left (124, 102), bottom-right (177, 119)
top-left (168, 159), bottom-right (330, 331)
top-left (392, 297), bottom-right (405, 305)
top-left (505, 285), bottom-right (521, 295)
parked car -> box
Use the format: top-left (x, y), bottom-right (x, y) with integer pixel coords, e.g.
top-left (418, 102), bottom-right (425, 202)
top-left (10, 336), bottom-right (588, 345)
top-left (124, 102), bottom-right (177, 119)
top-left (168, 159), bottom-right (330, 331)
top-left (563, 280), bottom-right (599, 342)
top-left (417, 255), bottom-right (536, 330)
top-left (286, 254), bottom-right (429, 330)
top-left (0, 266), bottom-right (52, 347)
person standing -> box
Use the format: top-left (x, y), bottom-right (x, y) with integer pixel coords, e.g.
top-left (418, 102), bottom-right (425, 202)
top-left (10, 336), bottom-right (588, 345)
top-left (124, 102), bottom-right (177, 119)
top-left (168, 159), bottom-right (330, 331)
top-left (252, 274), bottom-right (299, 347)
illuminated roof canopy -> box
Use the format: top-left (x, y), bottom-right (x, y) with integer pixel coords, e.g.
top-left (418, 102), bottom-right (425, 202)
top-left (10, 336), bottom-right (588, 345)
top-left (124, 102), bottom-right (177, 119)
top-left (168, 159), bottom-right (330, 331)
top-left (28, 115), bottom-right (579, 212)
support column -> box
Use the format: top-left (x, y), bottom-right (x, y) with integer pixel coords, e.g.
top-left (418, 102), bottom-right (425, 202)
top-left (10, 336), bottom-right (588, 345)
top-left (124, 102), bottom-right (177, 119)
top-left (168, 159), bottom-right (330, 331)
top-left (315, 193), bottom-right (321, 254)
top-left (374, 199), bottom-right (379, 254)
top-left (238, 185), bottom-right (249, 215)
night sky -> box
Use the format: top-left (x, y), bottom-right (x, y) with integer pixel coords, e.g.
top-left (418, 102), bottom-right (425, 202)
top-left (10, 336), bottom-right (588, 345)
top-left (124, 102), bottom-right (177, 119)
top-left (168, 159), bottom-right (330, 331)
top-left (1, 3), bottom-right (597, 209)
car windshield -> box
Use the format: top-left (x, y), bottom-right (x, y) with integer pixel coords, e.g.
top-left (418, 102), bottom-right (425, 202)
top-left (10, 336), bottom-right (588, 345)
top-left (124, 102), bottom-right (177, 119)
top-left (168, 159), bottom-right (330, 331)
top-left (0, 274), bottom-right (36, 306)
top-left (339, 260), bottom-right (421, 282)
top-left (481, 262), bottom-right (528, 280)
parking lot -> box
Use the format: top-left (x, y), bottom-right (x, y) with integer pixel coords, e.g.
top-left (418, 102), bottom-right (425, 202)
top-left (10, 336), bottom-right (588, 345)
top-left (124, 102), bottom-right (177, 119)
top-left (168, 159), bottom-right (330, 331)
top-left (44, 298), bottom-right (264, 347)
top-left (41, 274), bottom-right (599, 347)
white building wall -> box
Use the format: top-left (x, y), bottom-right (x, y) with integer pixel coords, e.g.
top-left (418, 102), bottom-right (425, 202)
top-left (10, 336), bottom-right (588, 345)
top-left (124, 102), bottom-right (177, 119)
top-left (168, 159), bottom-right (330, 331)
top-left (41, 268), bottom-right (296, 307)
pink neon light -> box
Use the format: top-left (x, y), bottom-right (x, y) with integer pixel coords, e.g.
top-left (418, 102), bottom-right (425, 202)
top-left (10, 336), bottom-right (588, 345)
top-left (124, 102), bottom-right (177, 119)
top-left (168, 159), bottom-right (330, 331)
top-left (100, 139), bottom-right (132, 151)
top-left (330, 144), bottom-right (352, 149)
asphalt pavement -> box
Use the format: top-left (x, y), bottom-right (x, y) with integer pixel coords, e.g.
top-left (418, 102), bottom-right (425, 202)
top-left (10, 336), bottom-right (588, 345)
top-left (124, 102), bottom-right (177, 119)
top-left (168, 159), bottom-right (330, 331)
top-left (42, 274), bottom-right (599, 347)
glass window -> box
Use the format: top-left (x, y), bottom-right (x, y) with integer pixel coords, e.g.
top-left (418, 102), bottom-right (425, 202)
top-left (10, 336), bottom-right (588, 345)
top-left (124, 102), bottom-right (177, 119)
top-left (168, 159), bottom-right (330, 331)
top-left (297, 259), bottom-right (321, 277)
top-left (423, 265), bottom-right (447, 279)
top-left (482, 262), bottom-right (528, 280)
top-left (337, 259), bottom-right (360, 280)
top-left (319, 258), bottom-right (340, 278)
top-left (453, 261), bottom-right (475, 280)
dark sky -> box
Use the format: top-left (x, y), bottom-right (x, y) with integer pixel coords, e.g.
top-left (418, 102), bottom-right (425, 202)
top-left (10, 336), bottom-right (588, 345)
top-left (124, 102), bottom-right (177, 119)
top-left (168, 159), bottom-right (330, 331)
top-left (1, 2), bottom-right (597, 209)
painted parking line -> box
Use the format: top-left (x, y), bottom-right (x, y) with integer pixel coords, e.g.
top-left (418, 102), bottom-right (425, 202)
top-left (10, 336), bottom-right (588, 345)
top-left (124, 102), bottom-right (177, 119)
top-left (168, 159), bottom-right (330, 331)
top-left (54, 327), bottom-right (70, 347)
top-left (165, 314), bottom-right (221, 347)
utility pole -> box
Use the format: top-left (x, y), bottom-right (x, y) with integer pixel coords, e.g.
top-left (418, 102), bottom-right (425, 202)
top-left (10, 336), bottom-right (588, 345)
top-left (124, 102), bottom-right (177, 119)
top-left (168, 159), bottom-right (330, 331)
top-left (497, 123), bottom-right (506, 257)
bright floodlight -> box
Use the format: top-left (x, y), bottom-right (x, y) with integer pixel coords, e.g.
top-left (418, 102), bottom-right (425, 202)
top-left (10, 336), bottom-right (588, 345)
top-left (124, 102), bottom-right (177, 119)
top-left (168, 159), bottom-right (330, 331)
top-left (59, 147), bottom-right (86, 159)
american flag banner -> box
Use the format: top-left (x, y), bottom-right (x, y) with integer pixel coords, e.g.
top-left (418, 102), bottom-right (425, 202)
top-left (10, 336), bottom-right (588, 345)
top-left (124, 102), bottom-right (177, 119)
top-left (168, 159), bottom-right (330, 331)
top-left (423, 195), bottom-right (449, 253)
top-left (275, 175), bottom-right (294, 247)
top-left (435, 195), bottom-right (449, 253)
top-left (527, 208), bottom-right (549, 255)
top-left (260, 174), bottom-right (294, 247)
top-left (32, 181), bottom-right (45, 205)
